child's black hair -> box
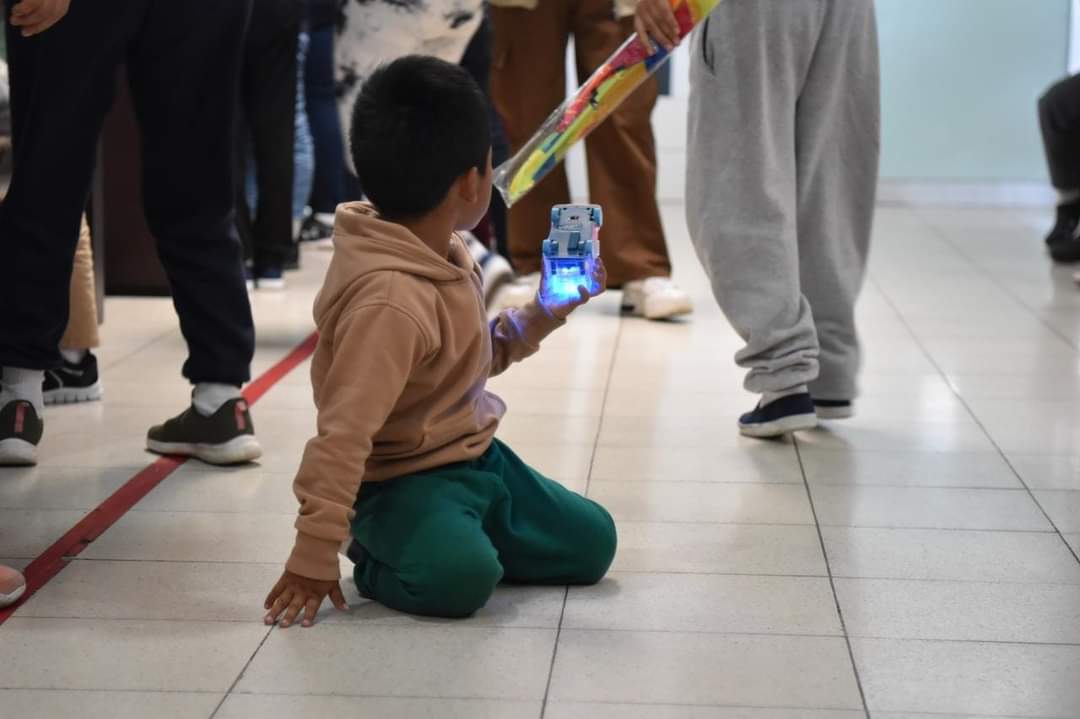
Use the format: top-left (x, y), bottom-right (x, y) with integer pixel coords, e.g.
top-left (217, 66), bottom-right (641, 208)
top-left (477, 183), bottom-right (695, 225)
top-left (350, 55), bottom-right (492, 220)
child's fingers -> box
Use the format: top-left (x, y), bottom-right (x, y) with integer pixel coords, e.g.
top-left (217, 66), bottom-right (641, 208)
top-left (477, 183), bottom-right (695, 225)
top-left (577, 286), bottom-right (590, 303)
top-left (265, 588), bottom-right (294, 623)
top-left (280, 595), bottom-right (306, 628)
top-left (330, 584), bottom-right (349, 611)
top-left (263, 576), bottom-right (288, 609)
top-left (592, 260), bottom-right (608, 293)
top-left (301, 598), bottom-right (321, 627)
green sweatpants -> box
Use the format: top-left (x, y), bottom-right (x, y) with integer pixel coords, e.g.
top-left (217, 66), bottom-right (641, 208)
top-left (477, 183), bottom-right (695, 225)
top-left (350, 439), bottom-right (617, 618)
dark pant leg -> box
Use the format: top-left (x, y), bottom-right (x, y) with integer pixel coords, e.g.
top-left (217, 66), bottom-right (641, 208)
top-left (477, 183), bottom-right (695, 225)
top-left (572, 2), bottom-right (670, 286)
top-left (0, 3), bottom-right (133, 369)
top-left (460, 12), bottom-right (510, 259)
top-left (484, 440), bottom-right (616, 585)
top-left (241, 1), bottom-right (300, 271)
top-left (1040, 73), bottom-right (1080, 191)
top-left (351, 470), bottom-right (506, 618)
top-left (491, 1), bottom-right (572, 275)
top-left (126, 0), bottom-right (255, 386)
top-left (305, 25), bottom-right (347, 215)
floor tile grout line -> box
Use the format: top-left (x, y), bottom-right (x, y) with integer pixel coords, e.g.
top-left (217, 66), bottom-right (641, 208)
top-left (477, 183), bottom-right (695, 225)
top-left (208, 624), bottom-right (275, 719)
top-left (793, 439), bottom-right (871, 719)
top-left (4, 686), bottom-right (1072, 719)
top-left (540, 312), bottom-right (625, 719)
top-left (210, 690), bottom-right (867, 714)
top-left (867, 275), bottom-right (1080, 568)
top-left (98, 328), bottom-right (181, 373)
top-left (908, 207), bottom-right (1080, 353)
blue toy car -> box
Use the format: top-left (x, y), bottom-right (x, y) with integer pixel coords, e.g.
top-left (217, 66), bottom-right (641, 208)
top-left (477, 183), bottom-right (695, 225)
top-left (541, 204), bottom-right (603, 302)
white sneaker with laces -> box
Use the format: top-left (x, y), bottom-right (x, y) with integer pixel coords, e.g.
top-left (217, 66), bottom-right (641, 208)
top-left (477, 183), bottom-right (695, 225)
top-left (622, 277), bottom-right (693, 320)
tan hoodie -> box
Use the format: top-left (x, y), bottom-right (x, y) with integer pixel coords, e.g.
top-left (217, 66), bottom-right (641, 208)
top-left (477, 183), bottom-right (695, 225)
top-left (287, 203), bottom-right (564, 580)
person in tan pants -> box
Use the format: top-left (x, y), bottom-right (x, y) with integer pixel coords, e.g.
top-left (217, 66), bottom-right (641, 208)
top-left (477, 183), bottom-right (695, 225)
top-left (490, 0), bottom-right (692, 320)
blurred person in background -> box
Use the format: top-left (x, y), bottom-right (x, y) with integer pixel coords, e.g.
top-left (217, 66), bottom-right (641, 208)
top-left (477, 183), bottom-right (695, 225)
top-left (1, 0), bottom-right (260, 467)
top-left (1039, 73), bottom-right (1080, 270)
top-left (490, 0), bottom-right (693, 321)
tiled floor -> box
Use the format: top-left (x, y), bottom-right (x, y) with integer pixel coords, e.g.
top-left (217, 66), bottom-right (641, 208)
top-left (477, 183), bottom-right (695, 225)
top-left (2, 203), bottom-right (1080, 719)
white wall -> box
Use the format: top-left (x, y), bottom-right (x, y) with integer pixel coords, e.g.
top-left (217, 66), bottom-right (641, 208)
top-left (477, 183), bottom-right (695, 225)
top-left (1072, 0), bottom-right (1080, 72)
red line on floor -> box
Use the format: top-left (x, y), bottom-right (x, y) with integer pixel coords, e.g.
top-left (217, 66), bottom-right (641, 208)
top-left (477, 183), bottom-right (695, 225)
top-left (0, 331), bottom-right (319, 625)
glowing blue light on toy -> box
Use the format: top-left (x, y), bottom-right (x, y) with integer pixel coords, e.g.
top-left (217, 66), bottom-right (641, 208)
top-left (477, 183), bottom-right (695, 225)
top-left (541, 204), bottom-right (602, 305)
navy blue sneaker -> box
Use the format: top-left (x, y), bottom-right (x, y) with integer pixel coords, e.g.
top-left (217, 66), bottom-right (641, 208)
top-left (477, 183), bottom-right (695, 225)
top-left (814, 399), bottom-right (854, 420)
top-left (739, 393), bottom-right (818, 438)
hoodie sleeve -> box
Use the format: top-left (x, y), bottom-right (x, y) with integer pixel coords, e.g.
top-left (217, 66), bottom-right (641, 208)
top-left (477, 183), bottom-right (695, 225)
top-left (286, 303), bottom-right (429, 580)
top-left (488, 298), bottom-right (565, 377)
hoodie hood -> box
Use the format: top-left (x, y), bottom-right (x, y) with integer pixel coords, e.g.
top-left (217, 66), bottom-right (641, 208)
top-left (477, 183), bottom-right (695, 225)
top-left (314, 202), bottom-right (473, 328)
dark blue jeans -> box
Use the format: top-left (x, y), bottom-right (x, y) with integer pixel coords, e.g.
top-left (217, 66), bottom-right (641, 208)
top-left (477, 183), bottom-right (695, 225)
top-left (305, 25), bottom-right (347, 214)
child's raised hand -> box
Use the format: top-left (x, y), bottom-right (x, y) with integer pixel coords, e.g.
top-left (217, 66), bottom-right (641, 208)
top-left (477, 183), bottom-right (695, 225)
top-left (264, 569), bottom-right (349, 628)
top-left (540, 258), bottom-right (607, 321)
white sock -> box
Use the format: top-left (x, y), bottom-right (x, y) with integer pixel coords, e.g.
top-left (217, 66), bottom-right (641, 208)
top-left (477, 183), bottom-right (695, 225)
top-left (1059, 188), bottom-right (1080, 205)
top-left (314, 212), bottom-right (335, 226)
top-left (192, 383), bottom-right (242, 417)
top-left (762, 385), bottom-right (809, 406)
top-left (60, 348), bottom-right (87, 365)
top-left (1, 367), bottom-right (45, 414)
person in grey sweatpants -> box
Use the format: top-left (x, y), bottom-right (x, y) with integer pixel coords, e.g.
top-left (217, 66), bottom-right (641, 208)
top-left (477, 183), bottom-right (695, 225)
top-left (638, 0), bottom-right (879, 437)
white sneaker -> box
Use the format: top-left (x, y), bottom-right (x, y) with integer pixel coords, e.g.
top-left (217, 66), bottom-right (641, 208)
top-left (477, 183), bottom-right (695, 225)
top-left (622, 277), bottom-right (693, 320)
top-left (1073, 269), bottom-right (1080, 285)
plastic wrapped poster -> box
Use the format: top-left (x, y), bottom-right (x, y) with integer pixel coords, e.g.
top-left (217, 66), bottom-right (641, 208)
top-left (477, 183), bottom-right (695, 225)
top-left (493, 0), bottom-right (723, 207)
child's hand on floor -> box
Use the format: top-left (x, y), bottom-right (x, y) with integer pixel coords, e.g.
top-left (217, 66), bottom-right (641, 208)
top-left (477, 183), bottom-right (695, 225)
top-left (264, 569), bottom-right (349, 628)
top-left (634, 0), bottom-right (681, 52)
top-left (540, 258), bottom-right (607, 321)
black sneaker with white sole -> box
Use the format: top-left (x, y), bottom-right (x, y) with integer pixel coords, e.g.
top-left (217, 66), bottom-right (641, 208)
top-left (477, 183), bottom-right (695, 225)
top-left (0, 400), bottom-right (44, 466)
top-left (146, 398), bottom-right (262, 465)
top-left (739, 393), bottom-right (818, 438)
top-left (43, 351), bottom-right (103, 405)
top-left (814, 399), bottom-right (853, 420)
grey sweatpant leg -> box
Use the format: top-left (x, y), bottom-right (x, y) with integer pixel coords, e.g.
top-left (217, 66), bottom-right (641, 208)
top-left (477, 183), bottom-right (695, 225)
top-left (686, 0), bottom-right (880, 400)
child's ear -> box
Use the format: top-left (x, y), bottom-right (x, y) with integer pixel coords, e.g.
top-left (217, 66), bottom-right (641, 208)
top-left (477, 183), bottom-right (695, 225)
top-left (458, 167), bottom-right (482, 204)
